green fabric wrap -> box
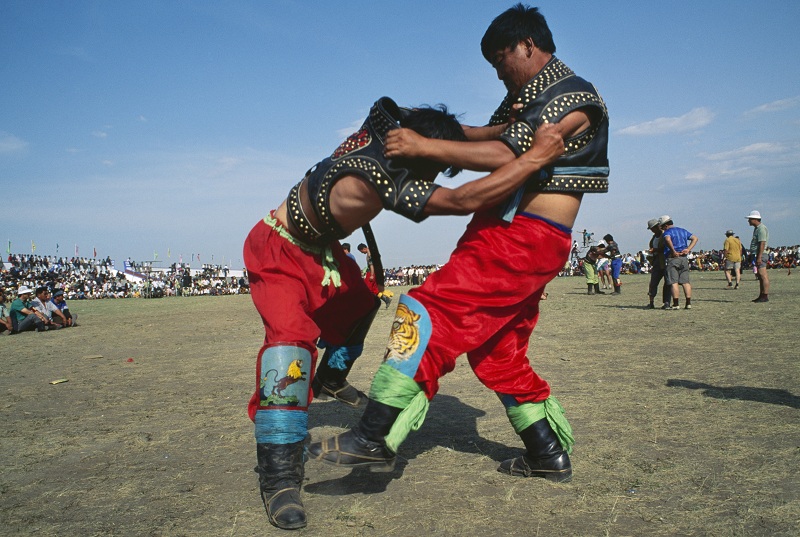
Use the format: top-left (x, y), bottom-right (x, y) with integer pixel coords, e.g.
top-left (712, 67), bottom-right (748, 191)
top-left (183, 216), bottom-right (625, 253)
top-left (369, 364), bottom-right (429, 453)
top-left (263, 213), bottom-right (341, 287)
top-left (506, 396), bottom-right (574, 454)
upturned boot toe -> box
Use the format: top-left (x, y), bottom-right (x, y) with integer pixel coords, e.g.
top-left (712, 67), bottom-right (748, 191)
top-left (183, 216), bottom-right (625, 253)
top-left (498, 452), bottom-right (572, 483)
top-left (308, 429), bottom-right (396, 472)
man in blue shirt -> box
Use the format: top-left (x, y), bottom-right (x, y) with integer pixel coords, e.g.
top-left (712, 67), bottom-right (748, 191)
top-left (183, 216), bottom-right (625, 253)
top-left (660, 216), bottom-right (699, 310)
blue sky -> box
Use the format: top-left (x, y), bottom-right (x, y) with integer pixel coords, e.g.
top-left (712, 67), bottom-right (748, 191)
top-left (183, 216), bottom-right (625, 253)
top-left (2, 1), bottom-right (799, 269)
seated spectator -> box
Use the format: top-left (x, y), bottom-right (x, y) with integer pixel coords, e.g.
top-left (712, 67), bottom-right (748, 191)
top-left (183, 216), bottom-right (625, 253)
top-left (51, 290), bottom-right (76, 327)
top-left (31, 286), bottom-right (64, 329)
top-left (9, 285), bottom-right (48, 333)
top-left (1, 289), bottom-right (12, 334)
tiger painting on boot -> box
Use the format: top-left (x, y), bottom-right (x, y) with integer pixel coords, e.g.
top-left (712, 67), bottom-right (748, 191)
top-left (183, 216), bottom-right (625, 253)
top-left (384, 303), bottom-right (421, 363)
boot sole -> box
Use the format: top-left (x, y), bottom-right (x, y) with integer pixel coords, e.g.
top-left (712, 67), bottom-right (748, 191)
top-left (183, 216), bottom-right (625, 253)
top-left (316, 454), bottom-right (396, 472)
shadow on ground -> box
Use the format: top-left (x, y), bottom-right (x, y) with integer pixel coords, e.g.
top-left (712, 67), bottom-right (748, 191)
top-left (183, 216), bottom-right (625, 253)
top-left (306, 394), bottom-right (516, 495)
top-left (667, 379), bottom-right (800, 409)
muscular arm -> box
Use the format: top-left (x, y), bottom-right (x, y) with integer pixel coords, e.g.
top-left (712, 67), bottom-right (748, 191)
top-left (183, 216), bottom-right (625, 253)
top-left (386, 110), bottom-right (592, 172)
top-left (462, 123), bottom-right (508, 141)
top-left (423, 124), bottom-right (564, 216)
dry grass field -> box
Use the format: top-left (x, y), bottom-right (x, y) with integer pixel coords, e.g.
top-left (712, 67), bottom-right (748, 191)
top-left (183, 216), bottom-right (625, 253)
top-left (1, 271), bottom-right (798, 536)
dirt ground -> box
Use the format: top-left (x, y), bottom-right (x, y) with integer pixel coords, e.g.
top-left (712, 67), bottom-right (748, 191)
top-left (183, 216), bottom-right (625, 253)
top-left (1, 272), bottom-right (798, 536)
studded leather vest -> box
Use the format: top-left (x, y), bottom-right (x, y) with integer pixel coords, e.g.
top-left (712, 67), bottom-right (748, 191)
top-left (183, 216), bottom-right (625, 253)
top-left (286, 97), bottom-right (440, 244)
top-left (489, 56), bottom-right (609, 194)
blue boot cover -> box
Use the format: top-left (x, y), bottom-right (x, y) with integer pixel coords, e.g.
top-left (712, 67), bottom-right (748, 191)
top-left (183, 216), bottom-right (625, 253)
top-left (254, 344), bottom-right (311, 444)
top-left (318, 339), bottom-right (364, 371)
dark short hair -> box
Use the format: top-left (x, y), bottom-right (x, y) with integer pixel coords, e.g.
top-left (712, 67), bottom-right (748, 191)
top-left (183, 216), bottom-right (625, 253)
top-left (342, 243), bottom-right (351, 251)
top-left (481, 3), bottom-right (556, 62)
top-left (36, 286), bottom-right (49, 295)
top-left (603, 234), bottom-right (614, 242)
top-left (399, 105), bottom-right (467, 178)
top-left (357, 243), bottom-right (367, 250)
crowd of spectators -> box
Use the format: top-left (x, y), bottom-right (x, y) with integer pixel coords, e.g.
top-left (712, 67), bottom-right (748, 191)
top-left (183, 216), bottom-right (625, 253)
top-left (383, 264), bottom-right (442, 286)
top-left (2, 254), bottom-right (250, 304)
top-left (559, 245), bottom-right (798, 278)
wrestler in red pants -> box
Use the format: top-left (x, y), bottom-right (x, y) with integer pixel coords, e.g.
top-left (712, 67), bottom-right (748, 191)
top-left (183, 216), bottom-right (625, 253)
top-left (244, 216), bottom-right (379, 421)
top-left (310, 211), bottom-right (575, 482)
top-left (408, 210), bottom-right (569, 402)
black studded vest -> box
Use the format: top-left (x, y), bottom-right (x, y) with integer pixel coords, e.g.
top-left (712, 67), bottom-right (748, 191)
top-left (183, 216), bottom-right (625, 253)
top-left (489, 56), bottom-right (609, 194)
top-left (286, 97), bottom-right (440, 244)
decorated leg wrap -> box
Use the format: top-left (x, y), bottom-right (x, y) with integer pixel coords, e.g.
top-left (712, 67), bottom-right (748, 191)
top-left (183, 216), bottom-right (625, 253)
top-left (308, 294), bottom-right (431, 469)
top-left (254, 345), bottom-right (311, 445)
top-left (497, 395), bottom-right (574, 482)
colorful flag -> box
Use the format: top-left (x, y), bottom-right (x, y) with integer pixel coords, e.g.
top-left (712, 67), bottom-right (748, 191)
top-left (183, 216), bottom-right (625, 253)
top-left (6, 240), bottom-right (10, 254)
top-left (167, 248), bottom-right (171, 258)
top-left (31, 240), bottom-right (36, 253)
top-left (93, 247), bottom-right (97, 258)
top-left (56, 243), bottom-right (59, 253)
top-left (75, 244), bottom-right (79, 256)
top-left (154, 250), bottom-right (158, 260)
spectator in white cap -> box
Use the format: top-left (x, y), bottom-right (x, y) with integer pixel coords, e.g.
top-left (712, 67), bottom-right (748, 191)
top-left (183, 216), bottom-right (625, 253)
top-left (746, 210), bottom-right (770, 302)
top-left (9, 285), bottom-right (48, 333)
top-left (660, 215), bottom-right (699, 310)
top-left (722, 229), bottom-right (743, 289)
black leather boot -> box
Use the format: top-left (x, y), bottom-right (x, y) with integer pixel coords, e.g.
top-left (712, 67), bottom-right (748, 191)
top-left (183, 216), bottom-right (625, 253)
top-left (587, 284), bottom-right (595, 295)
top-left (311, 363), bottom-right (367, 408)
top-left (308, 399), bottom-right (401, 471)
top-left (498, 418), bottom-right (572, 483)
top-left (256, 441), bottom-right (307, 530)
top-left (594, 284), bottom-right (605, 295)
top-left (611, 284), bottom-right (621, 295)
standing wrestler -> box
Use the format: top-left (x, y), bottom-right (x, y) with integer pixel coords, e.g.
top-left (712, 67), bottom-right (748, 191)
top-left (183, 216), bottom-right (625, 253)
top-left (311, 4), bottom-right (609, 484)
top-left (244, 96), bottom-right (565, 529)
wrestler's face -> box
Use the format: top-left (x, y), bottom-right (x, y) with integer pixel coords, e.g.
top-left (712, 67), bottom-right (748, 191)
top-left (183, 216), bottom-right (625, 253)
top-left (490, 40), bottom-right (534, 94)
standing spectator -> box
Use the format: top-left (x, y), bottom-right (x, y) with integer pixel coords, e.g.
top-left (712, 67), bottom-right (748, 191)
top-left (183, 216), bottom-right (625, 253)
top-left (341, 243), bottom-right (357, 264)
top-left (646, 218), bottom-right (669, 309)
top-left (9, 285), bottom-right (47, 333)
top-left (583, 246), bottom-right (603, 295)
top-left (661, 216), bottom-right (699, 310)
top-left (747, 210), bottom-right (770, 302)
top-left (722, 229), bottom-right (742, 289)
top-left (358, 243), bottom-right (392, 308)
top-left (601, 234), bottom-right (623, 294)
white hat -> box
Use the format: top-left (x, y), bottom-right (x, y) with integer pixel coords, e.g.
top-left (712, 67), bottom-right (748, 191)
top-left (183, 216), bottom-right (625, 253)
top-left (745, 210), bottom-right (762, 220)
top-left (647, 218), bottom-right (660, 229)
top-left (658, 215), bottom-right (672, 225)
top-left (17, 285), bottom-right (33, 295)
